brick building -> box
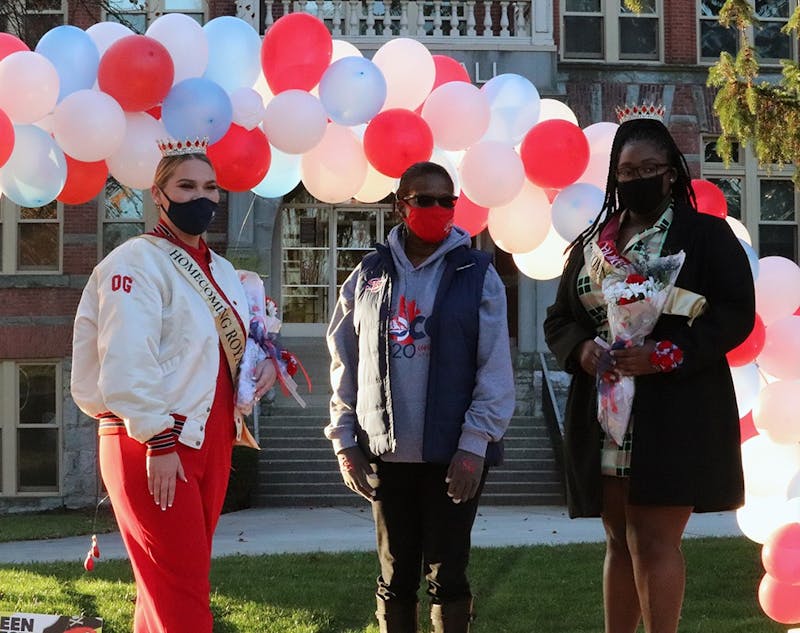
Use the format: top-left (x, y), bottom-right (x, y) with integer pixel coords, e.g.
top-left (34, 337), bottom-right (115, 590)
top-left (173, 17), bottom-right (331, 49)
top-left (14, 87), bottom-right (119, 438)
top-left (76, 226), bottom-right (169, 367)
top-left (0, 0), bottom-right (794, 510)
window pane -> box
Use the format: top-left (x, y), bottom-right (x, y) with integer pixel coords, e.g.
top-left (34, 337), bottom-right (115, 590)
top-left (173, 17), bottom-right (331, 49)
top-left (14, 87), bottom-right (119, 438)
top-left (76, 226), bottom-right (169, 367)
top-left (755, 24), bottom-right (791, 60)
top-left (337, 210), bottom-right (377, 248)
top-left (707, 177), bottom-right (742, 220)
top-left (24, 13), bottom-right (64, 45)
top-left (755, 0), bottom-right (790, 18)
top-left (700, 0), bottom-right (728, 17)
top-left (103, 222), bottom-right (144, 257)
top-left (700, 22), bottom-right (737, 58)
top-left (564, 16), bottom-right (603, 57)
top-left (565, 0), bottom-right (601, 11)
top-left (619, 17), bottom-right (658, 58)
top-left (20, 202), bottom-right (57, 220)
top-left (164, 0), bottom-right (203, 9)
top-left (18, 364), bottom-right (56, 425)
top-left (282, 287), bottom-right (328, 324)
top-left (283, 207), bottom-right (330, 248)
top-left (18, 223), bottom-right (59, 271)
top-left (620, 0), bottom-right (655, 13)
top-left (283, 248), bottom-right (328, 285)
top-left (26, 0), bottom-right (63, 10)
top-left (106, 12), bottom-right (146, 33)
top-left (760, 180), bottom-right (795, 221)
top-left (704, 140), bottom-right (740, 163)
top-left (17, 428), bottom-right (58, 491)
top-left (759, 225), bottom-right (797, 261)
top-left (105, 179), bottom-right (144, 220)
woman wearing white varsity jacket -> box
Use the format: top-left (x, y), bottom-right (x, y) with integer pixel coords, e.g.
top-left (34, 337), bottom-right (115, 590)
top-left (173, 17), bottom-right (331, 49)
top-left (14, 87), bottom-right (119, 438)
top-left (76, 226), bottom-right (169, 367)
top-left (71, 149), bottom-right (275, 633)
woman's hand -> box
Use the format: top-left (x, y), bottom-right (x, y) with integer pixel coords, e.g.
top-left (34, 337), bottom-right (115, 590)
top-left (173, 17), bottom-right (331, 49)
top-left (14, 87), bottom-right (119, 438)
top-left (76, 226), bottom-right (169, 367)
top-left (611, 340), bottom-right (660, 376)
top-left (146, 452), bottom-right (187, 511)
top-left (253, 357), bottom-right (278, 399)
top-left (578, 340), bottom-right (619, 382)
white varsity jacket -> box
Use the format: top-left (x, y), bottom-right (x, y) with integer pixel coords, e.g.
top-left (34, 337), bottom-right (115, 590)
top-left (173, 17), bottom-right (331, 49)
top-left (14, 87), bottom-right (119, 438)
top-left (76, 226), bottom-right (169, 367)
top-left (71, 235), bottom-right (250, 448)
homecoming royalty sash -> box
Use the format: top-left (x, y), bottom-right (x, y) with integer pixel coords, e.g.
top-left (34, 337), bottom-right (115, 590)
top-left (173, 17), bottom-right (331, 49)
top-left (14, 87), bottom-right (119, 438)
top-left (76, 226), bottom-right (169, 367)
top-left (138, 234), bottom-right (259, 449)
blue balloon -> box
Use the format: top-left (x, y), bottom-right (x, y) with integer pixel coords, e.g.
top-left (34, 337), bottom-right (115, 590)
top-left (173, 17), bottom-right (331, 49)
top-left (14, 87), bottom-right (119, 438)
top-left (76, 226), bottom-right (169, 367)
top-left (0, 125), bottom-right (66, 207)
top-left (319, 57), bottom-right (387, 126)
top-left (162, 78), bottom-right (233, 144)
top-left (35, 25), bottom-right (99, 101)
top-left (739, 238), bottom-right (760, 281)
top-left (203, 16), bottom-right (262, 93)
top-left (251, 146), bottom-right (302, 198)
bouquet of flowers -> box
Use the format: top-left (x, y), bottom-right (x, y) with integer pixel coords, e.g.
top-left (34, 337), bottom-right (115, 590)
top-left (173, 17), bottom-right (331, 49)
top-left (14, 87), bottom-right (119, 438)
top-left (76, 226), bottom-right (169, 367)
top-left (236, 270), bottom-right (311, 416)
top-left (595, 249), bottom-right (686, 445)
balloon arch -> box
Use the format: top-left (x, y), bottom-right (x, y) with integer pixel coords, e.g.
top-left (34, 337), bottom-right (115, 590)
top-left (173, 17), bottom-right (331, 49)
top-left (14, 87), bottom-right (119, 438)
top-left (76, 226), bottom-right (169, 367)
top-left (2, 13), bottom-right (800, 626)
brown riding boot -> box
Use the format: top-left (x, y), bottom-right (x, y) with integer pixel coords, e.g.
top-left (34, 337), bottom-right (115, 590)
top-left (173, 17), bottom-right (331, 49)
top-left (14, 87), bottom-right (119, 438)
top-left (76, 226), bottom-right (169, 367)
top-left (375, 597), bottom-right (419, 633)
top-left (430, 597), bottom-right (474, 633)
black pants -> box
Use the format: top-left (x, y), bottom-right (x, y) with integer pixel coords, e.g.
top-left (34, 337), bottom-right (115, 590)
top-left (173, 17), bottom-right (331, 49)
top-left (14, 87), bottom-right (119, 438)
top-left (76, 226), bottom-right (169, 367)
top-left (372, 461), bottom-right (487, 605)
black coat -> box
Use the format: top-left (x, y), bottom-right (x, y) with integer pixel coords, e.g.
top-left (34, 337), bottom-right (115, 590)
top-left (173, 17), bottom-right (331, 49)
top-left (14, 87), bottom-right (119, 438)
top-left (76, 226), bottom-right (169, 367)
top-left (544, 204), bottom-right (756, 518)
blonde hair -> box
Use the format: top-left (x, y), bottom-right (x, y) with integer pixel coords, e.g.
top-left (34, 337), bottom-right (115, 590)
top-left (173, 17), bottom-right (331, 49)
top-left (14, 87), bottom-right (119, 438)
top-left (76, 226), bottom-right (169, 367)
top-left (153, 154), bottom-right (214, 190)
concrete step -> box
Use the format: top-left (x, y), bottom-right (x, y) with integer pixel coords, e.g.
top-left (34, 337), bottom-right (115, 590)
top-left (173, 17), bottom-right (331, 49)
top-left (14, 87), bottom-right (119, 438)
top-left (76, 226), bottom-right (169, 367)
top-left (256, 479), bottom-right (565, 498)
top-left (258, 468), bottom-right (562, 487)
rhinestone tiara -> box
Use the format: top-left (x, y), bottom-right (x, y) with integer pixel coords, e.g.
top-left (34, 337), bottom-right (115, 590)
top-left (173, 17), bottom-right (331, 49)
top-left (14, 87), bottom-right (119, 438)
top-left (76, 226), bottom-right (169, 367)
top-left (157, 137), bottom-right (209, 157)
top-left (615, 103), bottom-right (665, 124)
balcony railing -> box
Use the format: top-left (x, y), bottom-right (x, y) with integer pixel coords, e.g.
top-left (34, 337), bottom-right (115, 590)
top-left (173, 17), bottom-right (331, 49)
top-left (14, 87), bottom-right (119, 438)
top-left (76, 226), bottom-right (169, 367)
top-left (237, 0), bottom-right (554, 48)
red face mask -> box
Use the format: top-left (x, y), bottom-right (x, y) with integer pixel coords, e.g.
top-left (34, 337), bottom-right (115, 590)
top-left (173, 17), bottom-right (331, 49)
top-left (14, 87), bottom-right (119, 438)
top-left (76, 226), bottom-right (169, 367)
top-left (404, 206), bottom-right (455, 244)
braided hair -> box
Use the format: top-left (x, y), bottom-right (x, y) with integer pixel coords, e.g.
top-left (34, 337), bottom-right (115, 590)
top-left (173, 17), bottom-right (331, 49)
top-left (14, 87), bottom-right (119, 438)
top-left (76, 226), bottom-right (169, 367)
top-left (569, 118), bottom-right (697, 251)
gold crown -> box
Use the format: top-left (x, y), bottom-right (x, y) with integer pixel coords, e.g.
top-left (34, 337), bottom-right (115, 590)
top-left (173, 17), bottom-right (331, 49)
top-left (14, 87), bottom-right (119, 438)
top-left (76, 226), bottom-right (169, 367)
top-left (615, 103), bottom-right (665, 124)
top-left (157, 137), bottom-right (209, 157)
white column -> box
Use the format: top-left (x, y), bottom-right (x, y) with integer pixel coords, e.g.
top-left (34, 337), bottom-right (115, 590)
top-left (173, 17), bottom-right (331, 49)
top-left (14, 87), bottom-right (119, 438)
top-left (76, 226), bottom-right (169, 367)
top-left (433, 0), bottom-right (443, 36)
top-left (332, 0), bottom-right (343, 34)
top-left (482, 0), bottom-right (492, 37)
top-left (449, 0), bottom-right (460, 36)
top-left (499, 0), bottom-right (509, 36)
top-left (466, 0), bottom-right (476, 36)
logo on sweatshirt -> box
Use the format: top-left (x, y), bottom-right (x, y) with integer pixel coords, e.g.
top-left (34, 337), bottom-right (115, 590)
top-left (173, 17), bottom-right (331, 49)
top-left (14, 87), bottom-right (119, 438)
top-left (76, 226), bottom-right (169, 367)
top-left (365, 277), bottom-right (384, 293)
top-left (389, 296), bottom-right (427, 346)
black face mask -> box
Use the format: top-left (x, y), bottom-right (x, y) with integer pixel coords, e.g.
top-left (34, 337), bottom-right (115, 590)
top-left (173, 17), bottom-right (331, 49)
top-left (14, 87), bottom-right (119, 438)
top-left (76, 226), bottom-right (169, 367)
top-left (160, 193), bottom-right (217, 236)
top-left (617, 173), bottom-right (670, 214)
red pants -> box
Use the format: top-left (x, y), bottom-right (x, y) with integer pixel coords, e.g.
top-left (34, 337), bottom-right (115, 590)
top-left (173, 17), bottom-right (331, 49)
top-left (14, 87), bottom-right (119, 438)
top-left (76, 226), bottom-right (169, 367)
top-left (100, 398), bottom-right (234, 633)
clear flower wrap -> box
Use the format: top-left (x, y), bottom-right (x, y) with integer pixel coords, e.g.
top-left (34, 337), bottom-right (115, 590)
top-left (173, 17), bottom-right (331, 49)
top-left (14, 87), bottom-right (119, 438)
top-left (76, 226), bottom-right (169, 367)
top-left (596, 250), bottom-right (686, 446)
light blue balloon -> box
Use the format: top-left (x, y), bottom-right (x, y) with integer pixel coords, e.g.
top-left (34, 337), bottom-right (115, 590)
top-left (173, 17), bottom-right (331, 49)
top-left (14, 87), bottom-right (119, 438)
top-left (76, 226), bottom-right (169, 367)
top-left (319, 57), bottom-right (387, 126)
top-left (480, 73), bottom-right (541, 145)
top-left (162, 78), bottom-right (233, 144)
top-left (551, 183), bottom-right (605, 243)
top-left (251, 146), bottom-right (302, 198)
top-left (0, 125), bottom-right (67, 207)
top-left (203, 16), bottom-right (262, 93)
top-left (35, 25), bottom-right (99, 101)
top-left (739, 238), bottom-right (760, 281)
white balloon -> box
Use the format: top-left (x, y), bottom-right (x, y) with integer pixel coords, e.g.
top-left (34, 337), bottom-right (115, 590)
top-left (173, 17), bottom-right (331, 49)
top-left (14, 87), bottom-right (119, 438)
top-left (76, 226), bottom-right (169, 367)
top-left (372, 38), bottom-right (435, 111)
top-left (459, 141), bottom-right (525, 208)
top-left (301, 123), bottom-right (367, 204)
top-left (754, 257), bottom-right (800, 326)
top-left (726, 216), bottom-right (752, 245)
top-left (736, 494), bottom-right (800, 544)
top-left (537, 98), bottom-right (579, 125)
top-left (741, 434), bottom-right (800, 498)
top-left (0, 52), bottom-right (59, 124)
top-left (262, 90), bottom-right (327, 154)
top-left (730, 362), bottom-right (762, 417)
top-left (86, 21), bottom-right (133, 58)
top-left (53, 89), bottom-right (126, 162)
top-left (480, 74), bottom-right (541, 145)
top-left (788, 469), bottom-right (800, 500)
top-left (332, 39), bottom-right (363, 62)
top-left (146, 13), bottom-right (209, 84)
top-left (354, 163), bottom-right (396, 203)
top-left (0, 124), bottom-right (66, 207)
top-left (513, 224), bottom-right (571, 280)
top-left (230, 87), bottom-right (265, 131)
top-left (421, 82), bottom-right (490, 151)
top-left (107, 112), bottom-right (166, 190)
top-left (251, 145), bottom-right (302, 199)
top-left (488, 181), bottom-right (552, 254)
top-left (429, 148), bottom-right (461, 196)
top-left (577, 121), bottom-right (618, 189)
top-left (251, 72), bottom-right (274, 109)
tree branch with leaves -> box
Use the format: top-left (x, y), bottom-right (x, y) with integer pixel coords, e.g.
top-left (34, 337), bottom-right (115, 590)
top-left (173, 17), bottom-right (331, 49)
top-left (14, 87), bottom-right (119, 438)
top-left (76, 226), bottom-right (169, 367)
top-left (707, 0), bottom-right (800, 177)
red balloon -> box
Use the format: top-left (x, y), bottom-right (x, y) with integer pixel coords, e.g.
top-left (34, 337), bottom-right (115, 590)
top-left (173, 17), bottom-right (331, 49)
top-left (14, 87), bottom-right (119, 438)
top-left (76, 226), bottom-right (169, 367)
top-left (758, 573), bottom-right (800, 624)
top-left (146, 105), bottom-right (162, 120)
top-left (431, 55), bottom-right (471, 89)
top-left (58, 156), bottom-right (108, 205)
top-left (739, 411), bottom-right (759, 444)
top-left (207, 124), bottom-right (271, 192)
top-left (363, 109), bottom-right (433, 178)
top-left (520, 120), bottom-right (590, 189)
top-left (98, 35), bottom-right (174, 112)
top-left (763, 522), bottom-right (800, 585)
top-left (261, 13), bottom-right (332, 94)
top-left (726, 313), bottom-right (766, 367)
top-left (0, 33), bottom-right (29, 61)
top-left (0, 108), bottom-right (13, 168)
top-left (692, 179), bottom-right (727, 218)
top-left (454, 193), bottom-right (489, 237)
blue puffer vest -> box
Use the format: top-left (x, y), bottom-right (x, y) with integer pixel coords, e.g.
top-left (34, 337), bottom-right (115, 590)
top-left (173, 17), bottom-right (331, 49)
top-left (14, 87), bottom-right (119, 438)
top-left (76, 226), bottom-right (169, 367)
top-left (352, 243), bottom-right (504, 466)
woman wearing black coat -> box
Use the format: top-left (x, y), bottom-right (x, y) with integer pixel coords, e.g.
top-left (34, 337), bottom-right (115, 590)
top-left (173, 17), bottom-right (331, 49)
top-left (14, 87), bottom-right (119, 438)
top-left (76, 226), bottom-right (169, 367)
top-left (544, 113), bottom-right (755, 633)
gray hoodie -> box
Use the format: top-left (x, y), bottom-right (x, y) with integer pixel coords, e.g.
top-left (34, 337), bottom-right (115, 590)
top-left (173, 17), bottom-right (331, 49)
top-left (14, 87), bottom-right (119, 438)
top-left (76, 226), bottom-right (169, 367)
top-left (326, 224), bottom-right (515, 462)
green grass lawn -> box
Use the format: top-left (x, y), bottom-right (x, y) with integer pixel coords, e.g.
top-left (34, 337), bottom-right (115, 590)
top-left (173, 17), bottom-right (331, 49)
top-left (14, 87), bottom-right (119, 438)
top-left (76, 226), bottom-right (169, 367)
top-left (0, 508), bottom-right (118, 543)
top-left (0, 538), bottom-right (782, 633)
